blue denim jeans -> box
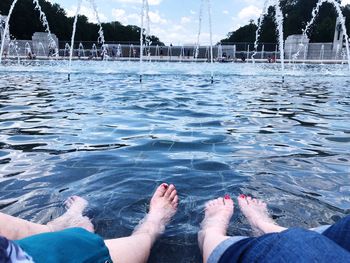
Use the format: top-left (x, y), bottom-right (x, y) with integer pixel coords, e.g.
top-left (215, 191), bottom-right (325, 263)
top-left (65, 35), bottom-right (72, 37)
top-left (212, 215), bottom-right (350, 263)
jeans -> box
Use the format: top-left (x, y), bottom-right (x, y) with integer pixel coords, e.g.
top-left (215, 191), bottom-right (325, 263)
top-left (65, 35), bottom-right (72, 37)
top-left (215, 215), bottom-right (350, 263)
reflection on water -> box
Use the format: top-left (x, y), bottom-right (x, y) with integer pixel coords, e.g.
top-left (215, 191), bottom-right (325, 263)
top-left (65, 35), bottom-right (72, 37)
top-left (0, 67), bottom-right (350, 262)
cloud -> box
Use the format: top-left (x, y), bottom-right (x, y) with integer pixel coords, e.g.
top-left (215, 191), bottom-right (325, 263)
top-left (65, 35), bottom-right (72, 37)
top-left (181, 16), bottom-right (191, 24)
top-left (66, 5), bottom-right (108, 23)
top-left (111, 8), bottom-right (140, 25)
top-left (112, 0), bottom-right (162, 6)
top-left (222, 10), bottom-right (229, 15)
top-left (342, 0), bottom-right (350, 5)
top-left (149, 11), bottom-right (167, 24)
top-left (238, 5), bottom-right (261, 20)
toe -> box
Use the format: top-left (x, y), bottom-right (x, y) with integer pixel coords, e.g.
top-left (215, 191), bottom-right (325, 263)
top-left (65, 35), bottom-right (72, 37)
top-left (172, 196), bottom-right (179, 206)
top-left (217, 197), bottom-right (224, 205)
top-left (237, 195), bottom-right (246, 207)
top-left (154, 183), bottom-right (168, 198)
top-left (165, 184), bottom-right (176, 198)
top-left (169, 189), bottom-right (177, 201)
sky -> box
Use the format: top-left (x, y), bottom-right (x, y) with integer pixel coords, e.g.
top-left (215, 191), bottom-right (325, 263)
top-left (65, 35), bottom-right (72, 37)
top-left (48, 0), bottom-right (350, 45)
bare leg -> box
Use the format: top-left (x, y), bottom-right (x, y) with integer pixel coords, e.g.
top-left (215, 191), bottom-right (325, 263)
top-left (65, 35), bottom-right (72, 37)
top-left (105, 183), bottom-right (178, 263)
top-left (198, 195), bottom-right (234, 263)
top-left (238, 195), bottom-right (286, 236)
top-left (0, 196), bottom-right (93, 240)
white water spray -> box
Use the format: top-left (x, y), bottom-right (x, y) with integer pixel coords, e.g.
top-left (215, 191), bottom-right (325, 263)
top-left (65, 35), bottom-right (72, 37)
top-left (68, 0), bottom-right (82, 80)
top-left (293, 0), bottom-right (350, 69)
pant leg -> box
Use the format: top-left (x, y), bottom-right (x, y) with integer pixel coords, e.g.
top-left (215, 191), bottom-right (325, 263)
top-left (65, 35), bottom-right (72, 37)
top-left (322, 215), bottom-right (350, 252)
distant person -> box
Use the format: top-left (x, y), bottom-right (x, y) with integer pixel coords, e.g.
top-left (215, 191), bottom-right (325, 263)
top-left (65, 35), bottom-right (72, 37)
top-left (198, 195), bottom-right (350, 263)
top-left (0, 183), bottom-right (178, 263)
top-left (267, 55), bottom-right (272, 63)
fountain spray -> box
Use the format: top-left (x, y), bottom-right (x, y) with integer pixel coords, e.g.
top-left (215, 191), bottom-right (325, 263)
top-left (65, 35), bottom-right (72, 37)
top-left (252, 0), bottom-right (285, 82)
top-left (68, 0), bottom-right (82, 81)
top-left (207, 0), bottom-right (214, 84)
top-left (0, 0), bottom-right (18, 64)
top-left (88, 0), bottom-right (107, 58)
top-left (293, 0), bottom-right (350, 70)
top-left (140, 0), bottom-right (145, 83)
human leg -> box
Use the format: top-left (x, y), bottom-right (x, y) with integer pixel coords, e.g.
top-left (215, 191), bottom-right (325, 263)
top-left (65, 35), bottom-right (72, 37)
top-left (238, 195), bottom-right (286, 236)
top-left (198, 195), bottom-right (236, 263)
top-left (0, 196), bottom-right (93, 240)
top-left (104, 183), bottom-right (178, 263)
top-left (317, 215), bottom-right (350, 252)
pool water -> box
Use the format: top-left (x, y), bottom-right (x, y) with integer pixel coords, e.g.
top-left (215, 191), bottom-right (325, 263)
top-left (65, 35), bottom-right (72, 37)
top-left (0, 62), bottom-right (350, 262)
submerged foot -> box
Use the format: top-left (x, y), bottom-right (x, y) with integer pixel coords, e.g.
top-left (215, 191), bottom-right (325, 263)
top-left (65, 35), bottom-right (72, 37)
top-left (133, 183), bottom-right (178, 241)
top-left (47, 196), bottom-right (94, 233)
top-left (198, 195), bottom-right (234, 251)
top-left (238, 195), bottom-right (286, 236)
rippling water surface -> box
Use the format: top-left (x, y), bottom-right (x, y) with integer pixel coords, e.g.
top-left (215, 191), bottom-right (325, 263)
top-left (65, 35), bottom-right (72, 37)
top-left (1, 62), bottom-right (350, 262)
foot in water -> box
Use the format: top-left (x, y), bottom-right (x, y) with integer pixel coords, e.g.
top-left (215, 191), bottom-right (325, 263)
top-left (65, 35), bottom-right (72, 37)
top-left (198, 195), bottom-right (234, 251)
top-left (47, 196), bottom-right (94, 233)
top-left (238, 195), bottom-right (286, 236)
top-left (133, 183), bottom-right (178, 242)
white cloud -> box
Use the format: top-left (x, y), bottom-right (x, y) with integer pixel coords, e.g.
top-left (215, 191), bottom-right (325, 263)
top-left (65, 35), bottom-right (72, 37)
top-left (223, 10), bottom-right (229, 15)
top-left (181, 16), bottom-right (191, 24)
top-left (66, 5), bottom-right (108, 23)
top-left (112, 0), bottom-right (162, 6)
top-left (111, 8), bottom-right (140, 25)
top-left (149, 11), bottom-right (167, 24)
top-left (342, 0), bottom-right (350, 5)
top-left (238, 5), bottom-right (261, 20)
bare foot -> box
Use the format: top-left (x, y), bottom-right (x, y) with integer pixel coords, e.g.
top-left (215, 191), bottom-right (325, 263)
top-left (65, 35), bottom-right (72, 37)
top-left (133, 183), bottom-right (178, 242)
top-left (198, 195), bottom-right (234, 251)
top-left (238, 195), bottom-right (286, 236)
top-left (47, 196), bottom-right (94, 233)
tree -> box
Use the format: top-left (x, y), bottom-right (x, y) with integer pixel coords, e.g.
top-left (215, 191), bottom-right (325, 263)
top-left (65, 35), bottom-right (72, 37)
top-left (0, 0), bottom-right (164, 45)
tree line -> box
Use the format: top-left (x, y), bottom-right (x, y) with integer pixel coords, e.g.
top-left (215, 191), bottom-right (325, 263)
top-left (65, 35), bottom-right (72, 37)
top-left (220, 0), bottom-right (350, 46)
top-left (0, 0), bottom-right (164, 46)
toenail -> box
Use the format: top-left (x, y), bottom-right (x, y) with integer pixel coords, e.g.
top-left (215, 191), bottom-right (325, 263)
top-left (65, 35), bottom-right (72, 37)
top-left (240, 194), bottom-right (246, 199)
top-left (162, 184), bottom-right (168, 188)
top-left (224, 194), bottom-right (231, 200)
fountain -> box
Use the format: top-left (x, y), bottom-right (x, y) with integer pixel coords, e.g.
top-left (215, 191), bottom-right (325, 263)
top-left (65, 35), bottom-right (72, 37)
top-left (179, 45), bottom-right (184, 62)
top-left (64, 43), bottom-right (70, 58)
top-left (0, 0), bottom-right (57, 64)
top-left (261, 44), bottom-right (265, 59)
top-left (217, 44), bottom-right (223, 59)
top-left (252, 0), bottom-right (285, 79)
top-left (320, 44), bottom-right (325, 63)
top-left (293, 0), bottom-right (350, 69)
top-left (91, 43), bottom-right (98, 58)
top-left (116, 44), bottom-right (122, 58)
top-left (139, 0), bottom-right (151, 82)
top-left (167, 46), bottom-right (172, 61)
top-left (87, 0), bottom-right (107, 58)
top-left (233, 45), bottom-right (236, 61)
top-left (78, 43), bottom-right (85, 58)
top-left (335, 43), bottom-right (340, 61)
top-left (37, 42), bottom-right (46, 57)
top-left (195, 0), bottom-right (214, 82)
top-left (24, 42), bottom-right (32, 56)
top-left (68, 0), bottom-right (82, 80)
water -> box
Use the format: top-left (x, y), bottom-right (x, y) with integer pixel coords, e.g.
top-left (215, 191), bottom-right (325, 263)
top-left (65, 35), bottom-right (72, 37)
top-left (0, 61), bottom-right (350, 263)
top-left (0, 0), bottom-right (57, 64)
top-left (252, 0), bottom-right (285, 75)
top-left (293, 0), bottom-right (350, 68)
top-left (69, 0), bottom-right (82, 75)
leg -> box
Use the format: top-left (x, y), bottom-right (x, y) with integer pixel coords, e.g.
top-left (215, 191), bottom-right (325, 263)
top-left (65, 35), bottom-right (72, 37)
top-left (0, 196), bottom-right (93, 240)
top-left (198, 195), bottom-right (234, 263)
top-left (105, 183), bottom-right (178, 263)
top-left (320, 215), bottom-right (350, 252)
top-left (238, 195), bottom-right (287, 236)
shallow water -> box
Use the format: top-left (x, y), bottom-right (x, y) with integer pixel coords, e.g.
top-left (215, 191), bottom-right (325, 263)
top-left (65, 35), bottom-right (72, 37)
top-left (0, 61), bottom-right (350, 262)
